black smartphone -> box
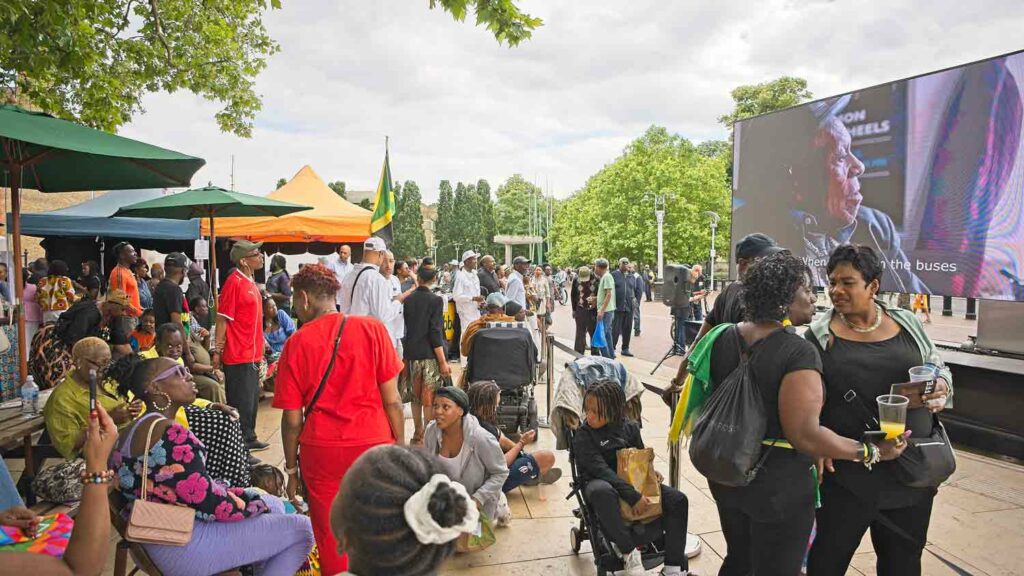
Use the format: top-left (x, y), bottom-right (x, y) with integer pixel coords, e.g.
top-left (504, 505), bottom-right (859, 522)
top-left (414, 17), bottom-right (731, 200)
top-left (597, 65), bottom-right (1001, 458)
top-left (861, 430), bottom-right (888, 444)
top-left (88, 369), bottom-right (98, 418)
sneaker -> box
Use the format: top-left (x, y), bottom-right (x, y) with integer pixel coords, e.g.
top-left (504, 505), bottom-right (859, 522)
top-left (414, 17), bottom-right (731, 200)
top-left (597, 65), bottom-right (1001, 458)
top-left (622, 549), bottom-right (645, 576)
top-left (621, 350), bottom-right (634, 357)
top-left (523, 467), bottom-right (563, 486)
top-left (685, 532), bottom-right (702, 558)
top-left (246, 440), bottom-right (270, 452)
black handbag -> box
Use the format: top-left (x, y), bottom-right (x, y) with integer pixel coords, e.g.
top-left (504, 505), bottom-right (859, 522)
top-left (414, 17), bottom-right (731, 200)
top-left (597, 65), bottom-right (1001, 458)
top-left (890, 415), bottom-right (957, 488)
top-left (842, 388), bottom-right (956, 488)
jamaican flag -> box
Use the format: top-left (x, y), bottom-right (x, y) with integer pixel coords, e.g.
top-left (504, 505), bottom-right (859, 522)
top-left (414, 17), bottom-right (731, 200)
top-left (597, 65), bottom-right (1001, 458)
top-left (370, 148), bottom-right (396, 246)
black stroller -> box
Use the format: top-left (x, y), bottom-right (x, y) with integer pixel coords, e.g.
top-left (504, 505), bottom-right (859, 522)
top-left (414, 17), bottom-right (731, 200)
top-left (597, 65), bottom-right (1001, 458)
top-left (565, 426), bottom-right (667, 576)
top-left (465, 326), bottom-right (538, 438)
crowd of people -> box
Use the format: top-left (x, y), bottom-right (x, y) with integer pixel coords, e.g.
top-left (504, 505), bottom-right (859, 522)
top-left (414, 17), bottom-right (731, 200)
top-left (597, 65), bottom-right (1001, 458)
top-left (0, 228), bottom-right (954, 576)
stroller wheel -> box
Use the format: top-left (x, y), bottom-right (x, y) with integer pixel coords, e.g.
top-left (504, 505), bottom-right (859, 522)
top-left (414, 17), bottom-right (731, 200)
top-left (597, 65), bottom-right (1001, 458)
top-left (570, 527), bottom-right (582, 554)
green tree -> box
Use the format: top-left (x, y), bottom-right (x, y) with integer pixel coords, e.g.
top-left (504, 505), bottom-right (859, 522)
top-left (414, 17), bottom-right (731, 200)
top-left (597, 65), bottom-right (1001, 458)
top-left (0, 0), bottom-right (537, 137)
top-left (494, 174), bottom-right (548, 259)
top-left (717, 76), bottom-right (813, 133)
top-left (549, 126), bottom-right (731, 271)
top-left (430, 0), bottom-right (542, 46)
top-left (476, 179), bottom-right (497, 255)
top-left (328, 181), bottom-right (347, 199)
top-left (696, 140), bottom-right (731, 159)
top-left (358, 198), bottom-right (372, 210)
top-left (435, 180), bottom-right (456, 263)
top-left (275, 177), bottom-right (287, 189)
top-left (393, 180), bottom-right (427, 258)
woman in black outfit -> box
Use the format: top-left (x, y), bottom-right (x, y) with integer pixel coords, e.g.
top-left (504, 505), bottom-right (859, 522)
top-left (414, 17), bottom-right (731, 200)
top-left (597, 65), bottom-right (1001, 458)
top-left (806, 245), bottom-right (952, 576)
top-left (705, 252), bottom-right (908, 576)
top-left (574, 380), bottom-right (692, 576)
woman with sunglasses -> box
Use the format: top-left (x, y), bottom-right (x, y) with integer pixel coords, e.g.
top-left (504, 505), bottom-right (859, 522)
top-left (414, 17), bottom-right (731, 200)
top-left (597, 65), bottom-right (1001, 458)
top-left (108, 355), bottom-right (314, 576)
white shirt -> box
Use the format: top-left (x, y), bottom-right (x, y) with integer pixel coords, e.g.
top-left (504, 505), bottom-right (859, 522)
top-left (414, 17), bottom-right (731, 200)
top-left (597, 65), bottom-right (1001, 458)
top-left (386, 274), bottom-right (405, 341)
top-left (452, 267), bottom-right (482, 321)
top-left (325, 253), bottom-right (354, 306)
top-left (505, 270), bottom-right (526, 308)
top-left (338, 263), bottom-right (402, 342)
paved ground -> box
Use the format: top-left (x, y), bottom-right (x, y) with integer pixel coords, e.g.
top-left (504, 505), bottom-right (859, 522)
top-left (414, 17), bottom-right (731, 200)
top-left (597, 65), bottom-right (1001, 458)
top-left (7, 299), bottom-right (1021, 575)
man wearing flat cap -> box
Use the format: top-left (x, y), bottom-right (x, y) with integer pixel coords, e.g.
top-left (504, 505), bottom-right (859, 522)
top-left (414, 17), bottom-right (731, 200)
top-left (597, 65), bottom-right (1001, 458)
top-left (505, 255), bottom-right (530, 311)
top-left (213, 239), bottom-right (267, 454)
top-left (452, 250), bottom-right (484, 360)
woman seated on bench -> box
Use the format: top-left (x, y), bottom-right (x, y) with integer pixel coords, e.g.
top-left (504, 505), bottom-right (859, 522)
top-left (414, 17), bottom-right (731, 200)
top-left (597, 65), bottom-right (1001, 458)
top-left (467, 380), bottom-right (561, 492)
top-left (108, 355), bottom-right (313, 576)
top-left (573, 380), bottom-right (694, 576)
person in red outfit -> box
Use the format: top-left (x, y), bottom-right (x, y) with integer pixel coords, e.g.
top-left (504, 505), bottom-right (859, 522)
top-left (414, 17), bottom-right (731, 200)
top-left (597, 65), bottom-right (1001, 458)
top-left (213, 240), bottom-right (267, 453)
top-left (274, 263), bottom-right (405, 576)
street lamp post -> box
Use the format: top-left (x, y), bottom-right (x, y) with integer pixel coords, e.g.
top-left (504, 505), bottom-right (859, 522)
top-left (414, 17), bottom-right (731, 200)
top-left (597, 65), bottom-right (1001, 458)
top-left (704, 211), bottom-right (720, 292)
top-left (656, 207), bottom-right (665, 281)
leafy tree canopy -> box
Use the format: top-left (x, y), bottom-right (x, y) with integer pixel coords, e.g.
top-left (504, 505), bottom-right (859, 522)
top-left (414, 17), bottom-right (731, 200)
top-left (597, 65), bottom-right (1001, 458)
top-left (328, 181), bottom-right (346, 199)
top-left (549, 126), bottom-right (731, 270)
top-left (717, 76), bottom-right (813, 133)
top-left (393, 180), bottom-right (427, 259)
top-left (0, 0), bottom-right (537, 137)
top-left (430, 0), bottom-right (542, 46)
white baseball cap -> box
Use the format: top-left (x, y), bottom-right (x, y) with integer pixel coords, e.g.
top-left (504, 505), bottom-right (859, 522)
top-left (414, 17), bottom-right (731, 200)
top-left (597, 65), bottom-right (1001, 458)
top-left (461, 250), bottom-right (479, 263)
top-left (363, 237), bottom-right (387, 252)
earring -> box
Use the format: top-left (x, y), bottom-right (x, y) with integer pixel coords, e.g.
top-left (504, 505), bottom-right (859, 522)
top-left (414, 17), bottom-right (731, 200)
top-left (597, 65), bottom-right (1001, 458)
top-left (151, 391), bottom-right (172, 411)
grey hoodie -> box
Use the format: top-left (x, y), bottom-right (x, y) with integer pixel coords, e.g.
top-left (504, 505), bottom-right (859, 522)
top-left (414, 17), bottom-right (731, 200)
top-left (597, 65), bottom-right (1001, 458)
top-left (424, 414), bottom-right (509, 520)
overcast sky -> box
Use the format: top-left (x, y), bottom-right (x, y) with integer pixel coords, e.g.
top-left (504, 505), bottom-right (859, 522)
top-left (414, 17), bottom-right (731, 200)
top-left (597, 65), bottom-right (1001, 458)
top-left (118, 0), bottom-right (1024, 202)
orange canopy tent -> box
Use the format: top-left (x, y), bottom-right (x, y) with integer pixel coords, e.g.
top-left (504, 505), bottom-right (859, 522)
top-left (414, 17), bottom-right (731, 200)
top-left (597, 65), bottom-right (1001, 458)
top-left (203, 165), bottom-right (371, 249)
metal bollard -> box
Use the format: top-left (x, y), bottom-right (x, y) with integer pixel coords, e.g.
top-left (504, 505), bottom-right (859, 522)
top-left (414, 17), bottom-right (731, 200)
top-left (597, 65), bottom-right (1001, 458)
top-left (668, 387), bottom-right (681, 489)
top-left (539, 334), bottom-right (556, 428)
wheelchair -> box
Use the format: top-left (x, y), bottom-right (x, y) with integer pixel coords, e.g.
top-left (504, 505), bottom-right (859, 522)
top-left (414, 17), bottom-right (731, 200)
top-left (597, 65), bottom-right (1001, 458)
top-left (465, 325), bottom-right (538, 438)
top-left (565, 426), bottom-right (667, 576)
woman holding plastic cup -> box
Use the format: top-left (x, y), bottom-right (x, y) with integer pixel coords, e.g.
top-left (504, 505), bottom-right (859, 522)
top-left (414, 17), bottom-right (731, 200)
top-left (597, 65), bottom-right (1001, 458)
top-left (806, 244), bottom-right (952, 576)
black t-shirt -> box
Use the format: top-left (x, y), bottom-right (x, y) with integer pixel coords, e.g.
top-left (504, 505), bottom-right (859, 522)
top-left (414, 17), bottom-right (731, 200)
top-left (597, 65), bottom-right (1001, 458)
top-left (707, 281), bottom-right (745, 326)
top-left (480, 420), bottom-right (501, 442)
top-left (77, 274), bottom-right (101, 296)
top-left (153, 278), bottom-right (184, 326)
top-left (809, 328), bottom-right (936, 508)
top-left (707, 326), bottom-right (823, 518)
top-left (692, 274), bottom-right (707, 295)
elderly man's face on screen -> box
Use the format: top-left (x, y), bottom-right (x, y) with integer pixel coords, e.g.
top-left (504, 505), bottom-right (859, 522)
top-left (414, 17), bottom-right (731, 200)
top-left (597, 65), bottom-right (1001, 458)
top-left (816, 116), bottom-right (866, 227)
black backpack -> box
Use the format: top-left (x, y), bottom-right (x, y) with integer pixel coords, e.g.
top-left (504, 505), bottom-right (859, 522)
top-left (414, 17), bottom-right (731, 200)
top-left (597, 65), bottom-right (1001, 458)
top-left (54, 299), bottom-right (100, 346)
top-left (688, 326), bottom-right (781, 487)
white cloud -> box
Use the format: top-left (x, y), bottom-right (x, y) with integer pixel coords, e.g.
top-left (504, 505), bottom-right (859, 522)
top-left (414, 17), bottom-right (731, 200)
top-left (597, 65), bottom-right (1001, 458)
top-left (118, 0), bottom-right (1024, 201)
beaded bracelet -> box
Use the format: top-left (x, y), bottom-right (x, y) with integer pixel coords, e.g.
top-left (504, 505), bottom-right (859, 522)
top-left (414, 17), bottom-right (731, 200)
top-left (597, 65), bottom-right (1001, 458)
top-left (80, 470), bottom-right (115, 485)
top-left (862, 443), bottom-right (881, 471)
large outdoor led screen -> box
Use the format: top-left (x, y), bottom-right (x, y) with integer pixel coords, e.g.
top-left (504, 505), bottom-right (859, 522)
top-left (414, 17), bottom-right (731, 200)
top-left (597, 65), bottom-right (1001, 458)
top-left (732, 50), bottom-right (1024, 301)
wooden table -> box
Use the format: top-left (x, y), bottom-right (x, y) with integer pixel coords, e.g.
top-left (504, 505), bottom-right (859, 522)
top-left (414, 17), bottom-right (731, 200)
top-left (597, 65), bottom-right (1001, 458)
top-left (0, 404), bottom-right (47, 503)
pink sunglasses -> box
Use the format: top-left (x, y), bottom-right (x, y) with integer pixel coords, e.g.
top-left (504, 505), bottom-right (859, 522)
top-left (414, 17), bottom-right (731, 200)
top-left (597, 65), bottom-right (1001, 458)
top-left (153, 364), bottom-right (190, 383)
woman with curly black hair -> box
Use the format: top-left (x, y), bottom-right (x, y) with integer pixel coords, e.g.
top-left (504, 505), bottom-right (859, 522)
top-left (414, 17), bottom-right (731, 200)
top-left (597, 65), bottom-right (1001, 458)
top-left (704, 251), bottom-right (908, 576)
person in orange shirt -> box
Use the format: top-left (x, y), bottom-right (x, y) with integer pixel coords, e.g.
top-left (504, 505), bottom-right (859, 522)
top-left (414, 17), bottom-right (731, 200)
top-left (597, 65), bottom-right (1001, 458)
top-left (108, 242), bottom-right (142, 324)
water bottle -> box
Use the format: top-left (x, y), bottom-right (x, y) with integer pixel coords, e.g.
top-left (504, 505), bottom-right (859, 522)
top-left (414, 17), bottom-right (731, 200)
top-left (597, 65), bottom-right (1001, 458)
top-left (21, 375), bottom-right (39, 417)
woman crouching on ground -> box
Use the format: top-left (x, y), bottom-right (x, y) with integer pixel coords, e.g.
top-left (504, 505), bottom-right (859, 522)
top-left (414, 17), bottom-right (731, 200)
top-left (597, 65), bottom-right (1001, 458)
top-left (467, 380), bottom-right (562, 492)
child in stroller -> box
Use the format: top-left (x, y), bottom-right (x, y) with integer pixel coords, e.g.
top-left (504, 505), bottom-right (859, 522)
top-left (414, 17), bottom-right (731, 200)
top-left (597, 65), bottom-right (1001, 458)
top-left (572, 380), bottom-right (695, 576)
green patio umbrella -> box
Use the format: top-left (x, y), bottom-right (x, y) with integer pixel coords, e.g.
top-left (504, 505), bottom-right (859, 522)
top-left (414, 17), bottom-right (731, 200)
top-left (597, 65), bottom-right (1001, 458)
top-left (114, 185), bottom-right (311, 304)
top-left (0, 104), bottom-right (206, 379)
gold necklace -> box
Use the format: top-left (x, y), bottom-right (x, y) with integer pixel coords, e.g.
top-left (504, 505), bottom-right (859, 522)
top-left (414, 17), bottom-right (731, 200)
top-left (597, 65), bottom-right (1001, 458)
top-left (838, 303), bottom-right (883, 333)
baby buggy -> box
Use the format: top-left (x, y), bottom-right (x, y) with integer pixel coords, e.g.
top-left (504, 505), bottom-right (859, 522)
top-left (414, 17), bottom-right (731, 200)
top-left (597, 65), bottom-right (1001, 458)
top-left (465, 326), bottom-right (538, 438)
top-left (565, 425), bottom-right (666, 575)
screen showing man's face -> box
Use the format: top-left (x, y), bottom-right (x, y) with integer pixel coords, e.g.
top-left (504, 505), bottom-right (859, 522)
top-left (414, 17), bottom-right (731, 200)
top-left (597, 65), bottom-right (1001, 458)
top-left (818, 117), bottom-right (866, 227)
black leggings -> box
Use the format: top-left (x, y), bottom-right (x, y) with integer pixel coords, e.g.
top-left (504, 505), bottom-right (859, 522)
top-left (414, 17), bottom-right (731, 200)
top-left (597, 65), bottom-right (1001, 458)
top-left (808, 477), bottom-right (935, 576)
top-left (715, 496), bottom-right (815, 576)
top-left (584, 480), bottom-right (689, 568)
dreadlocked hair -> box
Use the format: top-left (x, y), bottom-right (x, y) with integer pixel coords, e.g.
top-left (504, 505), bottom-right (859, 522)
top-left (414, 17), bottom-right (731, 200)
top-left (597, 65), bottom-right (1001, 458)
top-left (584, 379), bottom-right (626, 426)
top-left (331, 445), bottom-right (466, 576)
top-left (468, 381), bottom-right (500, 426)
top-left (106, 354), bottom-right (161, 400)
